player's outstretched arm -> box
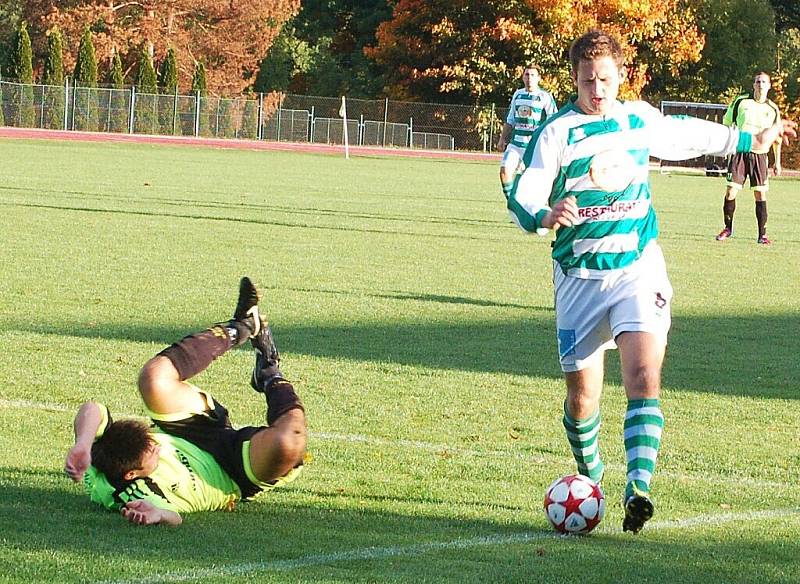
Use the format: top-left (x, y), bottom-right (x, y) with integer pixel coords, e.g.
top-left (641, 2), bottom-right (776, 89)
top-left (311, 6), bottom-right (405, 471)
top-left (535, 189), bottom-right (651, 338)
top-left (121, 500), bottom-right (183, 526)
top-left (752, 119), bottom-right (798, 152)
top-left (64, 401), bottom-right (105, 482)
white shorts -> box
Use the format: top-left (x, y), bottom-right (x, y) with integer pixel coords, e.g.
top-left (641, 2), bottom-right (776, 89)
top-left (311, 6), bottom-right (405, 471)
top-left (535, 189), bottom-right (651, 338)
top-left (501, 144), bottom-right (525, 175)
top-left (553, 243), bottom-right (673, 372)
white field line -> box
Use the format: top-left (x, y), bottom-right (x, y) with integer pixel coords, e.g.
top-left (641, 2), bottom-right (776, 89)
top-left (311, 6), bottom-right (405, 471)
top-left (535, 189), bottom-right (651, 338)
top-left (97, 507), bottom-right (800, 584)
top-left (1, 399), bottom-right (787, 490)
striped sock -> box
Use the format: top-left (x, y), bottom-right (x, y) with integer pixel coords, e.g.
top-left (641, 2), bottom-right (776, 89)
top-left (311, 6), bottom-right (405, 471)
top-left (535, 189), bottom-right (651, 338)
top-left (624, 398), bottom-right (664, 499)
top-left (563, 404), bottom-right (605, 483)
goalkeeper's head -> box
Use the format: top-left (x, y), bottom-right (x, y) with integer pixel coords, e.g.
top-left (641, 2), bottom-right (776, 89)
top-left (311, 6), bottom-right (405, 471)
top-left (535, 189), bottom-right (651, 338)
top-left (91, 420), bottom-right (160, 484)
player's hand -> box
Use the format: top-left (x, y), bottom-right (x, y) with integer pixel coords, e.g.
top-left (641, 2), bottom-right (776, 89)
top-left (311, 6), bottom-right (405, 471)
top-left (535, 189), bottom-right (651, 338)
top-left (541, 196), bottom-right (579, 230)
top-left (121, 500), bottom-right (183, 526)
top-left (753, 119), bottom-right (798, 150)
top-left (64, 445), bottom-right (91, 482)
top-left (774, 163), bottom-right (782, 176)
top-left (497, 138), bottom-right (506, 152)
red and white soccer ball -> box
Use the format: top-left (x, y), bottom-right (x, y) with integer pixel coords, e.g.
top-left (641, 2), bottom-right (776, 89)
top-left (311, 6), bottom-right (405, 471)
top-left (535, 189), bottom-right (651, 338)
top-left (543, 474), bottom-right (605, 535)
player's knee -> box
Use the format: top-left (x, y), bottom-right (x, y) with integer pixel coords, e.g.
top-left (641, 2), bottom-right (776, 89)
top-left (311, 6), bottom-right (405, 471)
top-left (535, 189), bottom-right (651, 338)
top-left (271, 419), bottom-right (307, 468)
top-left (624, 364), bottom-right (661, 397)
top-left (565, 393), bottom-right (599, 419)
top-left (137, 356), bottom-right (174, 398)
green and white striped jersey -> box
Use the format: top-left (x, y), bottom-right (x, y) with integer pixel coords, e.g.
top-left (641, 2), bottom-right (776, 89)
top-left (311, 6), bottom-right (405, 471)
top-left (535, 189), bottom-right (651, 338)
top-left (508, 99), bottom-right (752, 279)
top-left (505, 87), bottom-right (558, 148)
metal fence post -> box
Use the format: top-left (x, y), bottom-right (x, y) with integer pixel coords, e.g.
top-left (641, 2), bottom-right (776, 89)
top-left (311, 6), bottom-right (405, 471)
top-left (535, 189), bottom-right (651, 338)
top-left (194, 91), bottom-right (200, 137)
top-left (172, 88), bottom-right (178, 135)
top-left (489, 103), bottom-right (495, 152)
top-left (409, 117), bottom-right (413, 148)
top-left (383, 97), bottom-right (388, 146)
top-left (63, 78), bottom-right (69, 130)
top-left (128, 86), bottom-right (136, 133)
top-left (257, 93), bottom-right (263, 140)
top-left (70, 81), bottom-right (77, 130)
top-left (309, 106), bottom-right (315, 142)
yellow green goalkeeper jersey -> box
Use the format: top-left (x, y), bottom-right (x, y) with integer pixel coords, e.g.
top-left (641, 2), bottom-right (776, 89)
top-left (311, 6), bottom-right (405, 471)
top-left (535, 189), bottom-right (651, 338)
top-left (83, 406), bottom-right (241, 514)
top-left (723, 94), bottom-right (780, 154)
top-left (508, 98), bottom-right (752, 278)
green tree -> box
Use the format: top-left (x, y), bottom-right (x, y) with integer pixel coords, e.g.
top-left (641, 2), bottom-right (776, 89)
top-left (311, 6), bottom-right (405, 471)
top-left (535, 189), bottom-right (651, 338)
top-left (281, 0), bottom-right (391, 97)
top-left (11, 20), bottom-right (34, 127)
top-left (157, 47), bottom-right (179, 134)
top-left (135, 47), bottom-right (158, 133)
top-left (770, 0), bottom-right (800, 31)
top-left (72, 26), bottom-right (97, 86)
top-left (42, 27), bottom-right (64, 129)
top-left (192, 61), bottom-right (212, 136)
top-left (0, 0), bottom-right (23, 78)
top-left (653, 0), bottom-right (777, 103)
top-left (240, 96), bottom-right (259, 139)
top-left (254, 30), bottom-right (294, 93)
top-left (72, 26), bottom-right (99, 131)
top-left (106, 50), bottom-right (127, 133)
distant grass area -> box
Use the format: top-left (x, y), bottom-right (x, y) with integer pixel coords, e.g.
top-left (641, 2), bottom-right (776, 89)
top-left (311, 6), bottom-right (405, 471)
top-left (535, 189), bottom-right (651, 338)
top-left (1, 138), bottom-right (798, 583)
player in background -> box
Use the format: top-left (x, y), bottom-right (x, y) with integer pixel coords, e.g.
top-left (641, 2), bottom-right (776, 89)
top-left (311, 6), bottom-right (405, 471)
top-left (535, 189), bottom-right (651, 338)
top-left (507, 30), bottom-right (795, 534)
top-left (497, 65), bottom-right (558, 199)
top-left (64, 277), bottom-right (307, 526)
top-left (715, 71), bottom-right (782, 244)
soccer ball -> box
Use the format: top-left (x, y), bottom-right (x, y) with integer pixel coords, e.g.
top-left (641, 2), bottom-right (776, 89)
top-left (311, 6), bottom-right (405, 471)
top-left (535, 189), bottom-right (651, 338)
top-left (543, 474), bottom-right (605, 535)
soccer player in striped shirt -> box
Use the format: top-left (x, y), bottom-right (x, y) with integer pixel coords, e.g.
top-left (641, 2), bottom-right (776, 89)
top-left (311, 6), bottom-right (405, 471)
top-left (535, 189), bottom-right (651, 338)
top-left (507, 30), bottom-right (795, 534)
top-left (497, 65), bottom-right (558, 199)
top-left (64, 277), bottom-right (307, 526)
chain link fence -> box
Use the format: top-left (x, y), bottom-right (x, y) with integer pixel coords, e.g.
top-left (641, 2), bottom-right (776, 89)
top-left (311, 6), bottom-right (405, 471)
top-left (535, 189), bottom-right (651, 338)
top-left (0, 78), bottom-right (511, 152)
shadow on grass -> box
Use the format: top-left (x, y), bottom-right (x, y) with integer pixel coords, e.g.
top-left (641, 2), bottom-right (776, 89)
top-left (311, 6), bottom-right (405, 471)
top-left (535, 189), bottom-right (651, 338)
top-left (7, 309), bottom-right (797, 400)
top-left (1, 472), bottom-right (796, 584)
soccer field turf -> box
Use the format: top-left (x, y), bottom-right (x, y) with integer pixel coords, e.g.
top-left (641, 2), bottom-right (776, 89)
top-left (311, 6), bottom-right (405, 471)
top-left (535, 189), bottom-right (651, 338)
top-left (1, 138), bottom-right (798, 583)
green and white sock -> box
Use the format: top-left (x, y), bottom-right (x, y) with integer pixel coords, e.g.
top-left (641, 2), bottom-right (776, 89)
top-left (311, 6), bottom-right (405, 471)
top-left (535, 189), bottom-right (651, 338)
top-left (624, 398), bottom-right (664, 499)
top-left (563, 404), bottom-right (604, 483)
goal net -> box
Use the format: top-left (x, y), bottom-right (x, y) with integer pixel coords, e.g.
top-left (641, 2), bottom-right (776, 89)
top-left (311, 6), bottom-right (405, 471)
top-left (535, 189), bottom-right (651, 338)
top-left (658, 100), bottom-right (728, 175)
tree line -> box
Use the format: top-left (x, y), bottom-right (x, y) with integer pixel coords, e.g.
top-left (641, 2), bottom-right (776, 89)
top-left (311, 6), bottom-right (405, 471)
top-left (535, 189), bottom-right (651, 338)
top-left (0, 1), bottom-right (797, 105)
top-left (1, 0), bottom-right (799, 161)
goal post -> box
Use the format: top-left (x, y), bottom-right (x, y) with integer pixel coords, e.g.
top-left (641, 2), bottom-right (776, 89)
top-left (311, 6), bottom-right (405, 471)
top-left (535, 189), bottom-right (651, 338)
top-left (658, 100), bottom-right (728, 176)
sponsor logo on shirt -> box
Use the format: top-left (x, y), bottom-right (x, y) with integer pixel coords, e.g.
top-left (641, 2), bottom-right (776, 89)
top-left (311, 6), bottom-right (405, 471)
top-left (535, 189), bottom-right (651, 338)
top-left (578, 200), bottom-right (643, 221)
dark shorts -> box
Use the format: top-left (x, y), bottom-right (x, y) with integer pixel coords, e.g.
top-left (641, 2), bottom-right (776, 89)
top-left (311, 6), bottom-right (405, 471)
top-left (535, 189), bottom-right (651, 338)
top-left (726, 152), bottom-right (769, 190)
top-left (152, 398), bottom-right (267, 499)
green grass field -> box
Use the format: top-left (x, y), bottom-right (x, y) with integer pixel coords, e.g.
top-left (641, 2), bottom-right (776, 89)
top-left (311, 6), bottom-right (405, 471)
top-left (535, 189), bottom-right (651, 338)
top-left (1, 138), bottom-right (798, 583)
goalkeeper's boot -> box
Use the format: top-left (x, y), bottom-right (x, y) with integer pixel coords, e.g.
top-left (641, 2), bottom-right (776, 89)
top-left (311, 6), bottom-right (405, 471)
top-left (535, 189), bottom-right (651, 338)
top-left (622, 486), bottom-right (654, 534)
top-left (757, 235), bottom-right (771, 245)
top-left (226, 277), bottom-right (261, 347)
top-left (251, 315), bottom-right (283, 393)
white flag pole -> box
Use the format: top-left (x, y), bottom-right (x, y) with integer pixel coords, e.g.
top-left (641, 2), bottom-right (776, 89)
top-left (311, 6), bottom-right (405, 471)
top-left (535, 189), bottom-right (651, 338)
top-left (339, 95), bottom-right (349, 159)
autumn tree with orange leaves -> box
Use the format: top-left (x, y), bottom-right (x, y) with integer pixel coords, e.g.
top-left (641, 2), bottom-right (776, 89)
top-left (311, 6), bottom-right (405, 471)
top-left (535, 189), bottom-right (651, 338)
top-left (367, 0), bottom-right (704, 105)
top-left (22, 0), bottom-right (300, 95)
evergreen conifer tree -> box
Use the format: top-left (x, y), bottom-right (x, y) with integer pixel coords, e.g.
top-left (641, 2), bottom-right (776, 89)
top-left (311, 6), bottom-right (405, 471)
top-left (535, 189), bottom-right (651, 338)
top-left (135, 47), bottom-right (158, 133)
top-left (157, 47), bottom-right (178, 134)
top-left (192, 61), bottom-right (211, 136)
top-left (73, 27), bottom-right (99, 130)
top-left (241, 96), bottom-right (259, 140)
top-left (106, 50), bottom-right (127, 133)
top-left (43, 27), bottom-right (65, 129)
top-left (11, 21), bottom-right (34, 127)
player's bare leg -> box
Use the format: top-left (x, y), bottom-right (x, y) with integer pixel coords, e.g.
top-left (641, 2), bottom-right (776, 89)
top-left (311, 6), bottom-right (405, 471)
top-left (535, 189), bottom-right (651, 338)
top-left (247, 311), bottom-right (307, 482)
top-left (138, 277), bottom-right (261, 416)
top-left (617, 331), bottom-right (665, 534)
